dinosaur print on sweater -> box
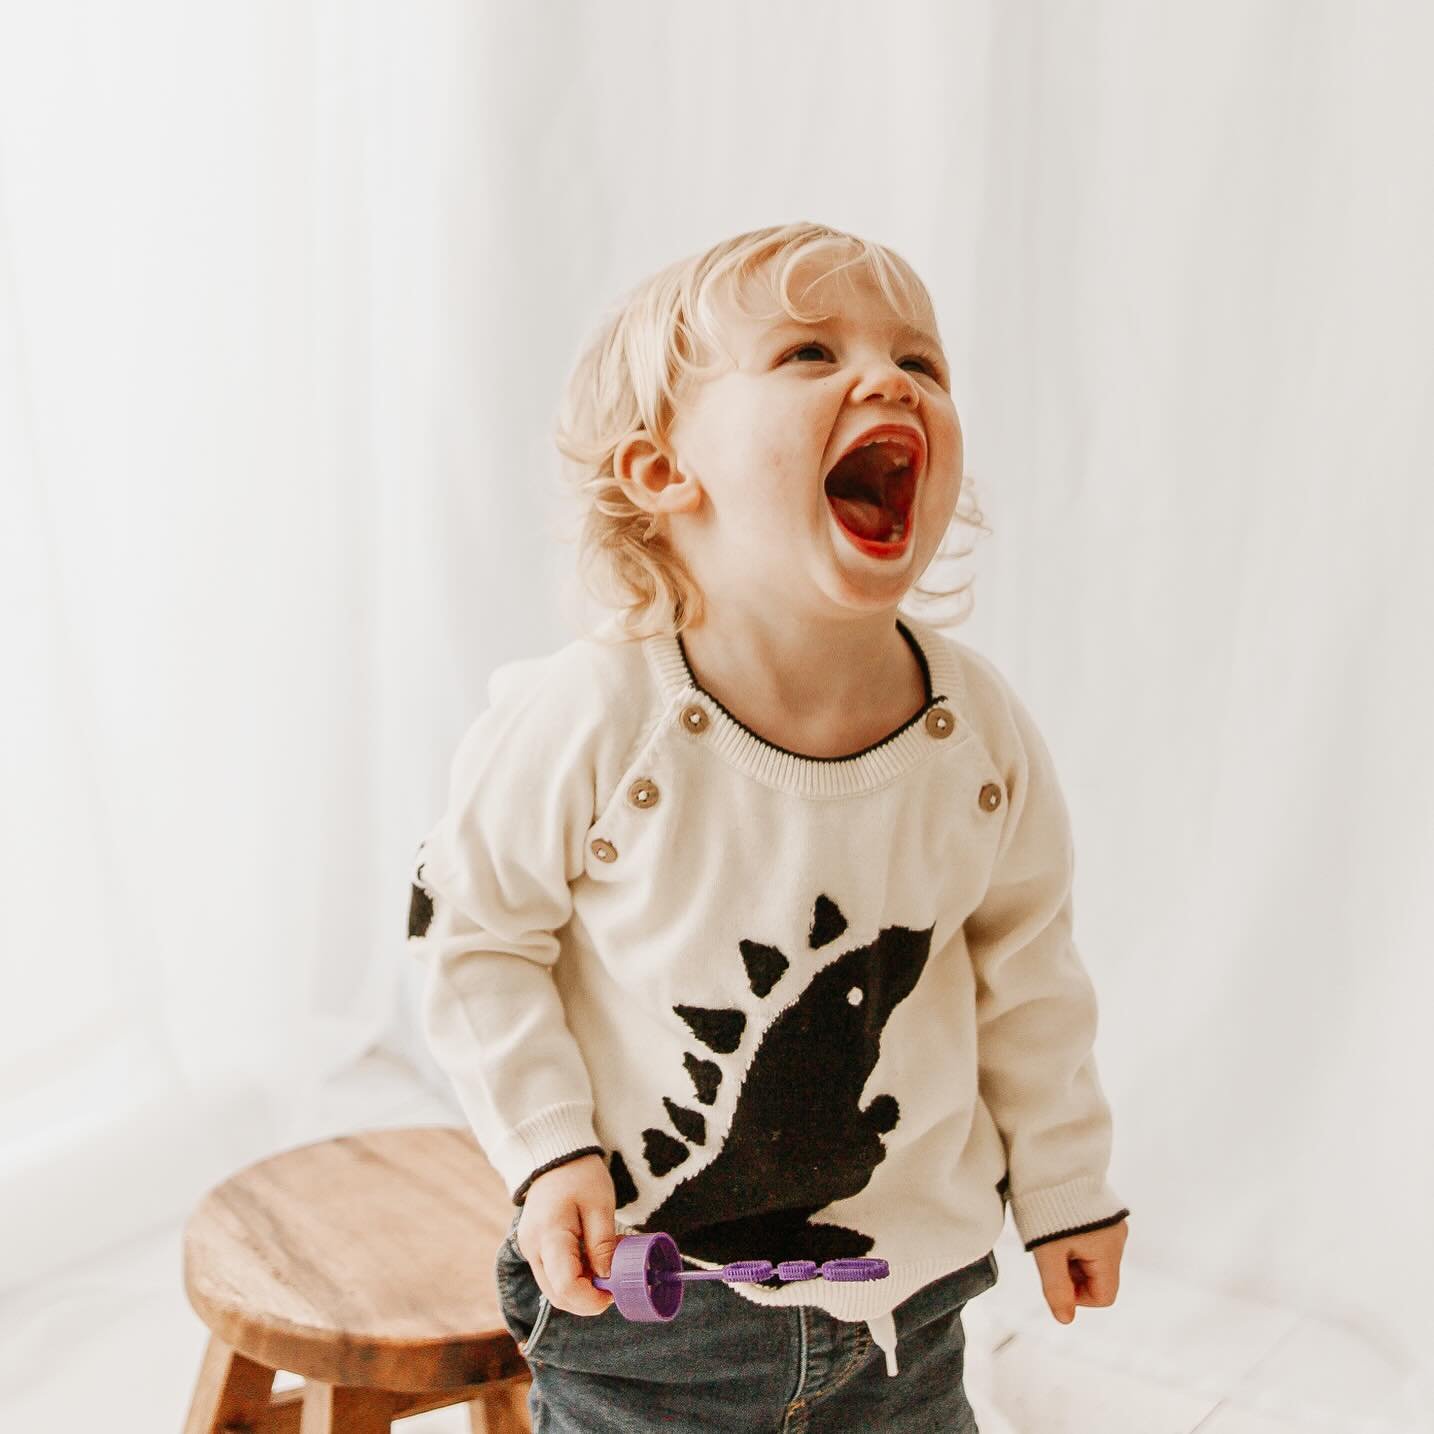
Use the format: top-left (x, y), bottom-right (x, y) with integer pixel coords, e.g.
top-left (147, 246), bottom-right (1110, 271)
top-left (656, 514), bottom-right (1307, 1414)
top-left (608, 893), bottom-right (935, 1269)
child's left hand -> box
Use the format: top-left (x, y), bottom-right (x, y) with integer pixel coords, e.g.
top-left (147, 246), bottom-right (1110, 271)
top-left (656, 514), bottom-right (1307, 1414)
top-left (1031, 1218), bottom-right (1128, 1323)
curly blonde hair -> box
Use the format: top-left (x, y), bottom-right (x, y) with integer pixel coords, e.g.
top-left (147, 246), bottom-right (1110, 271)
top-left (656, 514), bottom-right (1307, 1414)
top-left (552, 221), bottom-right (990, 643)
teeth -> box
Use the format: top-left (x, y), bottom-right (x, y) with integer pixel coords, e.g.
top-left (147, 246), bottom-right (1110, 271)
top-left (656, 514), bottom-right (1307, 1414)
top-left (854, 438), bottom-right (914, 471)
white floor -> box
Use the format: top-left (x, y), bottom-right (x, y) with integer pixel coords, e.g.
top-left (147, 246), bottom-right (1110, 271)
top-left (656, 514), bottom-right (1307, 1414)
top-left (1, 1047), bottom-right (1425, 1434)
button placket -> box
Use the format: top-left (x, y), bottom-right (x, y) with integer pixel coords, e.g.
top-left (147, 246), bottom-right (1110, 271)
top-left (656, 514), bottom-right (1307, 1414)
top-left (591, 778), bottom-right (661, 868)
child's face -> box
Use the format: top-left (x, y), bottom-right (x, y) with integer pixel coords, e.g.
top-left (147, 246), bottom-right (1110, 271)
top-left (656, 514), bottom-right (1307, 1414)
top-left (621, 254), bottom-right (965, 622)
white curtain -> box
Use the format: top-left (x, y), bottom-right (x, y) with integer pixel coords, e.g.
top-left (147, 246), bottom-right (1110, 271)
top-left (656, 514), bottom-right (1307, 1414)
top-left (3, 0), bottom-right (1431, 1418)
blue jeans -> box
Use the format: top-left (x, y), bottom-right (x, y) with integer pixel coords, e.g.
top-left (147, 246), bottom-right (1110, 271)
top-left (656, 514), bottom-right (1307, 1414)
top-left (494, 1214), bottom-right (999, 1432)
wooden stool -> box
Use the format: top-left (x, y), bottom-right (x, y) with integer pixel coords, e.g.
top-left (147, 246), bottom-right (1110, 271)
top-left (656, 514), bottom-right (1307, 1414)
top-left (181, 1125), bottom-right (532, 1432)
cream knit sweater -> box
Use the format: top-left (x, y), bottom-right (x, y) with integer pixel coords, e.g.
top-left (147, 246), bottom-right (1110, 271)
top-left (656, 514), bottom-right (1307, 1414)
top-left (407, 614), bottom-right (1128, 1376)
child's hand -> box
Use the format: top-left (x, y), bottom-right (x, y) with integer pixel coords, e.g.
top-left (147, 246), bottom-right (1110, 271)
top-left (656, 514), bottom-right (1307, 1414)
top-left (514, 1153), bottom-right (619, 1317)
top-left (1031, 1218), bottom-right (1128, 1324)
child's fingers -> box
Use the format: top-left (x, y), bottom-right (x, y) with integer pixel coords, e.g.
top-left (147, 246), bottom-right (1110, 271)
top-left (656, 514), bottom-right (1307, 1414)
top-left (1035, 1257), bottom-right (1077, 1323)
top-left (581, 1202), bottom-right (619, 1282)
top-left (1074, 1258), bottom-right (1119, 1306)
top-left (539, 1226), bottom-right (609, 1316)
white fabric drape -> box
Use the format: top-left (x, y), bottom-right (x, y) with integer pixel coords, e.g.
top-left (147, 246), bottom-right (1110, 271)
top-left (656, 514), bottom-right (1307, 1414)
top-left (3, 0), bottom-right (1431, 1418)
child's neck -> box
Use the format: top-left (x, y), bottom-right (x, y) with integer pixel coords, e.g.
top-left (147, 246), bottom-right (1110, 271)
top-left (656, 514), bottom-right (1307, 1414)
top-left (677, 614), bottom-right (927, 760)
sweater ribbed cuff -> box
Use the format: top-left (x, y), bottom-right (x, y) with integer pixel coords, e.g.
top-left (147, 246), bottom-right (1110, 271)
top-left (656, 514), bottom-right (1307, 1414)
top-left (493, 1101), bottom-right (601, 1202)
top-left (1010, 1175), bottom-right (1128, 1250)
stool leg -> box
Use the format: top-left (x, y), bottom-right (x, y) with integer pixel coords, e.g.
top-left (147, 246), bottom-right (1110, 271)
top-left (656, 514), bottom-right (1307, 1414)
top-left (298, 1382), bottom-right (401, 1433)
top-left (468, 1374), bottom-right (532, 1433)
top-left (182, 1333), bottom-right (277, 1434)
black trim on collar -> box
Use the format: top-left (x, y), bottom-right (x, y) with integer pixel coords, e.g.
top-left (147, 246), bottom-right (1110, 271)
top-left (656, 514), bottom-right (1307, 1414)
top-left (672, 618), bottom-right (941, 764)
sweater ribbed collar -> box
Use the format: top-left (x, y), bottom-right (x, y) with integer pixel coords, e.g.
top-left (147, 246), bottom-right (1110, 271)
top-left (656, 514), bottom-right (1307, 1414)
top-left (642, 616), bottom-right (966, 797)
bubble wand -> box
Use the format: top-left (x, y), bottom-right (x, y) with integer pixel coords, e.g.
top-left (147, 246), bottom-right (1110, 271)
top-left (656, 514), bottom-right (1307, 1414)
top-left (590, 1231), bottom-right (888, 1322)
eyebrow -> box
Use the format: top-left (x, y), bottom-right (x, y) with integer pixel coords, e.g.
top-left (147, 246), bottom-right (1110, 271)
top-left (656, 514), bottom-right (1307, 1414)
top-left (763, 317), bottom-right (944, 351)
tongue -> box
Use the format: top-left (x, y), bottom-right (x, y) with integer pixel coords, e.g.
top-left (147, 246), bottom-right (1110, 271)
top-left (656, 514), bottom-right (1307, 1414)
top-left (829, 494), bottom-right (892, 540)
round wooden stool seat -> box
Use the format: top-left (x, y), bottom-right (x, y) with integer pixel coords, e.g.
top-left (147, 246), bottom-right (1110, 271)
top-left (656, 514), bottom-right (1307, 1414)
top-left (181, 1124), bottom-right (531, 1433)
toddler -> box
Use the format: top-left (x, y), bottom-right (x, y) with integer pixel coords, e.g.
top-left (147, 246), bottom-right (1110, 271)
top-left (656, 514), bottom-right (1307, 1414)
top-left (408, 221), bottom-right (1129, 1432)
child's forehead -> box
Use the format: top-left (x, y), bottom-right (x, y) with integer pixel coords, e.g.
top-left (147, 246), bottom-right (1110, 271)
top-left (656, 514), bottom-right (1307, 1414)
top-left (726, 258), bottom-right (887, 320)
top-left (711, 256), bottom-right (936, 346)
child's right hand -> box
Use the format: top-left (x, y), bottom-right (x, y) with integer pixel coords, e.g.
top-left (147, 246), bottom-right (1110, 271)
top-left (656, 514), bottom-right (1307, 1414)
top-left (513, 1152), bottom-right (618, 1316)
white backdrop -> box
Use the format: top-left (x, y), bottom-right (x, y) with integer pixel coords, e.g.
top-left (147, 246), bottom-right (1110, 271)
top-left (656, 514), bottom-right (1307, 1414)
top-left (3, 0), bottom-right (1432, 1421)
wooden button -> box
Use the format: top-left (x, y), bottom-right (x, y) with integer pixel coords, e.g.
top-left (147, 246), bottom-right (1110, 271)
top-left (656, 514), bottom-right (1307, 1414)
top-left (924, 707), bottom-right (955, 739)
top-left (979, 783), bottom-right (1003, 812)
top-left (628, 778), bottom-right (660, 810)
top-left (680, 704), bottom-right (709, 734)
top-left (590, 838), bottom-right (618, 863)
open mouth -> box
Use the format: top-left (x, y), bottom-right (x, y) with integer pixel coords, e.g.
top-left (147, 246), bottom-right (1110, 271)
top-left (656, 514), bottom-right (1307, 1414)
top-left (823, 438), bottom-right (920, 550)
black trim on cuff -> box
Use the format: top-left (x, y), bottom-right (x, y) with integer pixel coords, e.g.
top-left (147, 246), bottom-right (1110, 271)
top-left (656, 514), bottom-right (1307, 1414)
top-left (1023, 1208), bottom-right (1130, 1251)
top-left (512, 1146), bottom-right (606, 1206)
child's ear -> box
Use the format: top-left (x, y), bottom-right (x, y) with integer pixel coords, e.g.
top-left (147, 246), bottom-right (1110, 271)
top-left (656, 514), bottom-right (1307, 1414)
top-left (613, 431), bottom-right (702, 514)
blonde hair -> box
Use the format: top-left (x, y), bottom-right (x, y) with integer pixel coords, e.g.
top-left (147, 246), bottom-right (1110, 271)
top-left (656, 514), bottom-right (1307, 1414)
top-left (552, 221), bottom-right (990, 643)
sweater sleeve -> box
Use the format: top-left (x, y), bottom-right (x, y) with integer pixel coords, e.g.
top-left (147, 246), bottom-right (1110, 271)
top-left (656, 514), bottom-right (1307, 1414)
top-left (962, 662), bottom-right (1130, 1252)
top-left (407, 655), bottom-right (607, 1205)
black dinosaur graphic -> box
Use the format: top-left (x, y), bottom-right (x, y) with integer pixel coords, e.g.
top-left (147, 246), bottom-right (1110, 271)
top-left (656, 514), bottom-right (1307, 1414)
top-left (613, 893), bottom-right (935, 1269)
top-left (408, 843), bottom-right (434, 939)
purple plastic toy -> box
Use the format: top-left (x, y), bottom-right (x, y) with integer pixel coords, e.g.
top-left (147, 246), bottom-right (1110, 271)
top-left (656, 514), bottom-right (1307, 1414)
top-left (590, 1232), bottom-right (888, 1322)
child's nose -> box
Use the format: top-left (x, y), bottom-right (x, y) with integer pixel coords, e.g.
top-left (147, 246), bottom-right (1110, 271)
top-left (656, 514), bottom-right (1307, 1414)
top-left (849, 362), bottom-right (920, 407)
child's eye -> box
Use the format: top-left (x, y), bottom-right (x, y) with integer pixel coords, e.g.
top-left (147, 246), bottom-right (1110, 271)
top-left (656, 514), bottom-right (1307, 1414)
top-left (783, 342), bottom-right (945, 380)
top-left (902, 354), bottom-right (945, 379)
